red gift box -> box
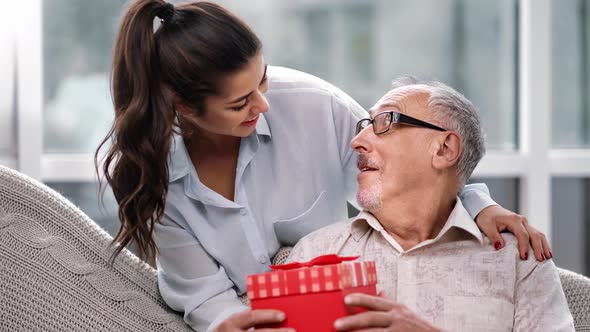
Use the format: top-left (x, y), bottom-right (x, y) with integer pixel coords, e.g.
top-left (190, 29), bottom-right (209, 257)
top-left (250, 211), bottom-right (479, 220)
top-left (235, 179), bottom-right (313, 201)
top-left (246, 255), bottom-right (378, 331)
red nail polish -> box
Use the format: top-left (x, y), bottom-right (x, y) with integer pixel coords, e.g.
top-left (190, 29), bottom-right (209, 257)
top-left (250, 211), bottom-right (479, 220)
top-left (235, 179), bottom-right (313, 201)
top-left (524, 252), bottom-right (528, 260)
top-left (494, 242), bottom-right (502, 250)
top-left (549, 251), bottom-right (553, 259)
top-left (541, 254), bottom-right (546, 261)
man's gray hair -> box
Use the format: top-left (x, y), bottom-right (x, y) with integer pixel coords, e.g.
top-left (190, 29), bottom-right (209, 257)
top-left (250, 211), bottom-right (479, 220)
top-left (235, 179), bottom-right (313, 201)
top-left (391, 76), bottom-right (486, 186)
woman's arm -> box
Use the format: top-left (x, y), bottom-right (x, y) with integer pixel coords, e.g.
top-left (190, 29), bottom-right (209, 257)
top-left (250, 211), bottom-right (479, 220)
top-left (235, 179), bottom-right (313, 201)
top-left (155, 215), bottom-right (247, 331)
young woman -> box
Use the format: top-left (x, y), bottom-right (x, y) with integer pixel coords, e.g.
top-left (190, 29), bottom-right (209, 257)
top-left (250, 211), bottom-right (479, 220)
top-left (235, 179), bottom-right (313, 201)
top-left (97, 1), bottom-right (551, 331)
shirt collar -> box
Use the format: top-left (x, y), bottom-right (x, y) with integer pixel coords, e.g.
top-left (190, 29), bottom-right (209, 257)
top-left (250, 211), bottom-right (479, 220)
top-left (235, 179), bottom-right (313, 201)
top-left (437, 198), bottom-right (484, 244)
top-left (167, 113), bottom-right (271, 183)
top-left (168, 133), bottom-right (190, 183)
top-left (349, 198), bottom-right (484, 246)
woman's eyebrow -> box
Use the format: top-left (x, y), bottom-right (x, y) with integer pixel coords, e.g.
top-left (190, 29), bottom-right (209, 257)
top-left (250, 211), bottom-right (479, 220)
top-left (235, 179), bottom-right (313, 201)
top-left (226, 64), bottom-right (268, 105)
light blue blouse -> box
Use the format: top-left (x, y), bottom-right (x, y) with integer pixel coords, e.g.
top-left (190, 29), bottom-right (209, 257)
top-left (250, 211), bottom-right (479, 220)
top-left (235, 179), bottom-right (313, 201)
top-left (154, 67), bottom-right (496, 331)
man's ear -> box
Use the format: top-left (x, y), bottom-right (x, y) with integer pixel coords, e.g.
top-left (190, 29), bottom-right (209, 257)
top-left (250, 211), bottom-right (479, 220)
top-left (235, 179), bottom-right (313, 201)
top-left (432, 132), bottom-right (462, 171)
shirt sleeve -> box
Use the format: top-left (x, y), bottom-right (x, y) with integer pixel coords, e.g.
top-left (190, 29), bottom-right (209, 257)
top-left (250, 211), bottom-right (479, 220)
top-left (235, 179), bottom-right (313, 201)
top-left (513, 258), bottom-right (575, 331)
top-left (155, 213), bottom-right (247, 332)
top-left (330, 92), bottom-right (368, 207)
top-left (458, 183), bottom-right (498, 219)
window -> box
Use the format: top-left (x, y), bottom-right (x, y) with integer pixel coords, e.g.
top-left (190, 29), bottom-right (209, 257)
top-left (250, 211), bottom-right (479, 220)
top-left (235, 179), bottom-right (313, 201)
top-left (43, 0), bottom-right (123, 153)
top-left (3, 1), bottom-right (589, 274)
top-left (553, 0), bottom-right (590, 148)
top-left (550, 0), bottom-right (590, 274)
top-left (552, 178), bottom-right (590, 275)
top-left (0, 11), bottom-right (16, 160)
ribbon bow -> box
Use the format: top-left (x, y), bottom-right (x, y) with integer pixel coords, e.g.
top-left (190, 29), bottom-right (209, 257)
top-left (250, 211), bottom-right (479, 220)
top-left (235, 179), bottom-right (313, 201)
top-left (270, 254), bottom-right (359, 270)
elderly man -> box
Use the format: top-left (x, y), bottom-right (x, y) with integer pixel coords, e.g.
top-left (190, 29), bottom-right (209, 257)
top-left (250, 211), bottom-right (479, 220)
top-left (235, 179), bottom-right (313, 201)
top-left (287, 78), bottom-right (574, 331)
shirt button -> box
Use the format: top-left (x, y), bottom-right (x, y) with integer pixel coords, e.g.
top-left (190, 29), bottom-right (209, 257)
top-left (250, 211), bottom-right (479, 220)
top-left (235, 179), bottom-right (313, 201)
top-left (240, 208), bottom-right (247, 215)
top-left (259, 256), bottom-right (267, 264)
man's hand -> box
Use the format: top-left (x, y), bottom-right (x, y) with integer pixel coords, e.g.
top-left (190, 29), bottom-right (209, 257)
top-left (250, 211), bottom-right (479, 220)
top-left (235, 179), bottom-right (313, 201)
top-left (214, 309), bottom-right (294, 332)
top-left (334, 293), bottom-right (442, 332)
top-left (475, 205), bottom-right (552, 261)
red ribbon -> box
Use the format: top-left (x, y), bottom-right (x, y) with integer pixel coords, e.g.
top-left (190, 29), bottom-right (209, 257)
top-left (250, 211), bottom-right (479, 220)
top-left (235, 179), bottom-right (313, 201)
top-left (269, 254), bottom-right (359, 270)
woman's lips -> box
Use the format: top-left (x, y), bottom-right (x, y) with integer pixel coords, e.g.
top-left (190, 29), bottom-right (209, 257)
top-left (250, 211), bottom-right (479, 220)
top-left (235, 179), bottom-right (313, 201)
top-left (241, 115), bottom-right (259, 127)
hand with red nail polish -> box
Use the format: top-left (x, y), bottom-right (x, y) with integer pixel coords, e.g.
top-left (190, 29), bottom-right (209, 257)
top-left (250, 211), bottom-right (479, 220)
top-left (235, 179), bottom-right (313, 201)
top-left (494, 241), bottom-right (502, 250)
top-left (474, 205), bottom-right (551, 261)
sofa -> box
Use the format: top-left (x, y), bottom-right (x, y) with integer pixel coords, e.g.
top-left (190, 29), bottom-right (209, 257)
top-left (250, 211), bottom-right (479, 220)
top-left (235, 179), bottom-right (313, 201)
top-left (1, 165), bottom-right (589, 331)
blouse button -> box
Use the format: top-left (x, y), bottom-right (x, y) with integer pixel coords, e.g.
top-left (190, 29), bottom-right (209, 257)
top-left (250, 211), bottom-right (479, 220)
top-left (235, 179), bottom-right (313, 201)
top-left (259, 256), bottom-right (267, 264)
top-left (240, 208), bottom-right (247, 216)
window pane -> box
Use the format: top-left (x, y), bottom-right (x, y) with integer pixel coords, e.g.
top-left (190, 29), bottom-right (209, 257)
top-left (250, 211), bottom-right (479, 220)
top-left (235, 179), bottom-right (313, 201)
top-left (468, 177), bottom-right (519, 213)
top-left (46, 182), bottom-right (119, 237)
top-left (42, 0), bottom-right (124, 153)
top-left (42, 0), bottom-right (516, 152)
top-left (552, 0), bottom-right (590, 148)
top-left (552, 178), bottom-right (589, 275)
top-left (225, 0), bottom-right (517, 150)
top-left (0, 13), bottom-right (16, 156)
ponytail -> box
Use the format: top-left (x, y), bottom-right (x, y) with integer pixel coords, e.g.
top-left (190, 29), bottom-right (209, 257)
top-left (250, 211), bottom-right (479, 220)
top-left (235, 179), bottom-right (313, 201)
top-left (96, 0), bottom-right (174, 263)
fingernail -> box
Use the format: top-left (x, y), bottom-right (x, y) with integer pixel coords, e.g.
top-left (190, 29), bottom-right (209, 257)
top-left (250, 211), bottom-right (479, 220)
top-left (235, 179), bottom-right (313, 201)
top-left (344, 296), bottom-right (353, 305)
top-left (523, 252), bottom-right (528, 260)
top-left (334, 319), bottom-right (343, 330)
top-left (549, 251), bottom-right (553, 259)
top-left (494, 241), bottom-right (502, 250)
top-left (277, 312), bottom-right (285, 321)
top-left (541, 254), bottom-right (546, 261)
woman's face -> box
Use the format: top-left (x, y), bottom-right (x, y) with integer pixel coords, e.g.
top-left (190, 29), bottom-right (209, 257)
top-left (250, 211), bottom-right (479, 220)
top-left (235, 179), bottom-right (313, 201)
top-left (190, 53), bottom-right (269, 139)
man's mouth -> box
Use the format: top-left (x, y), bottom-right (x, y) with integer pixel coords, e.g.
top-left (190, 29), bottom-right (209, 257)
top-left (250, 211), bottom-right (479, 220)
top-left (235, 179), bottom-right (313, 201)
top-left (357, 154), bottom-right (379, 172)
top-left (358, 163), bottom-right (379, 172)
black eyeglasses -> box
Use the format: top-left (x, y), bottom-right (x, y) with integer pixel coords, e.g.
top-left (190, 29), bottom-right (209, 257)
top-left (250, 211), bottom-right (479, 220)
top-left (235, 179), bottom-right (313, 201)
top-left (355, 111), bottom-right (447, 136)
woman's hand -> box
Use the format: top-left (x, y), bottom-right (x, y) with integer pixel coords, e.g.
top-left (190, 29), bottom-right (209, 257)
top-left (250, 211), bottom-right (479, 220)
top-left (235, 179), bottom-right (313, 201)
top-left (213, 309), bottom-right (294, 332)
top-left (475, 205), bottom-right (552, 261)
top-left (334, 293), bottom-right (442, 332)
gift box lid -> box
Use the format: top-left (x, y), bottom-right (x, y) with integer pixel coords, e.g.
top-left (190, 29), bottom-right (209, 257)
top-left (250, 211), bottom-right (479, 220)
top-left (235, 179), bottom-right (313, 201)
top-left (247, 255), bottom-right (377, 300)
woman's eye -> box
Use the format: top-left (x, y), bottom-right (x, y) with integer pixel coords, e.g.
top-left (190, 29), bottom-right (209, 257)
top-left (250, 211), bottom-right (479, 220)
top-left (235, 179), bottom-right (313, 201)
top-left (232, 99), bottom-right (249, 111)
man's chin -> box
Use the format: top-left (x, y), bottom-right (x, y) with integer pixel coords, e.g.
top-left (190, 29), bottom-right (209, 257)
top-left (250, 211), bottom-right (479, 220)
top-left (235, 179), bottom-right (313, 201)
top-left (357, 190), bottom-right (383, 212)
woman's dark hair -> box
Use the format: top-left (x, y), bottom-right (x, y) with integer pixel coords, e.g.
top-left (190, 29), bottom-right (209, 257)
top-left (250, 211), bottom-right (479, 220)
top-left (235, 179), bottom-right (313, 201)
top-left (95, 0), bottom-right (262, 262)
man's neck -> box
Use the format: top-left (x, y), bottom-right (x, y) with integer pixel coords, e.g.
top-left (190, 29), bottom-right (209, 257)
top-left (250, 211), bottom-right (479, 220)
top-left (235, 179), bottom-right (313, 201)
top-left (371, 182), bottom-right (457, 251)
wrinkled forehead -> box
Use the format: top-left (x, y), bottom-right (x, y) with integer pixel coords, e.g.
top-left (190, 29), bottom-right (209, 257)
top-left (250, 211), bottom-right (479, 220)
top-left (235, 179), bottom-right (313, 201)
top-left (370, 85), bottom-right (431, 117)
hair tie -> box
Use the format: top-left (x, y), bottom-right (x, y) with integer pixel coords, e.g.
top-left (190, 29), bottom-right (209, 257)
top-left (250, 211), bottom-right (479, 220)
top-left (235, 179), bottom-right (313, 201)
top-left (157, 3), bottom-right (175, 22)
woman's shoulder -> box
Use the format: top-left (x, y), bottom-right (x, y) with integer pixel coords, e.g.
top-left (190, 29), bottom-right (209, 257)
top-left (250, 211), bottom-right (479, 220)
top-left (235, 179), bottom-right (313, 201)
top-left (267, 66), bottom-right (355, 102)
top-left (266, 66), bottom-right (366, 119)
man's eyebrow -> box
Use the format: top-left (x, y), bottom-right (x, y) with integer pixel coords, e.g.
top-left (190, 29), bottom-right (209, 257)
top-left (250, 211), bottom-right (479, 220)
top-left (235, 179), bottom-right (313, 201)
top-left (226, 64), bottom-right (268, 105)
top-left (378, 102), bottom-right (400, 111)
top-left (368, 102), bottom-right (400, 117)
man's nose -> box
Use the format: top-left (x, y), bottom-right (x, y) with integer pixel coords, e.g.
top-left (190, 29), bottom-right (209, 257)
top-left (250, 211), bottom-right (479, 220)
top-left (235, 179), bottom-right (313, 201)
top-left (351, 125), bottom-right (372, 153)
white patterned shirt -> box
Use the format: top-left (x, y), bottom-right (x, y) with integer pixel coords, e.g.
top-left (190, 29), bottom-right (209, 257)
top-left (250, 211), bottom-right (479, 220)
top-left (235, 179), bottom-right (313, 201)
top-left (288, 199), bottom-right (575, 332)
